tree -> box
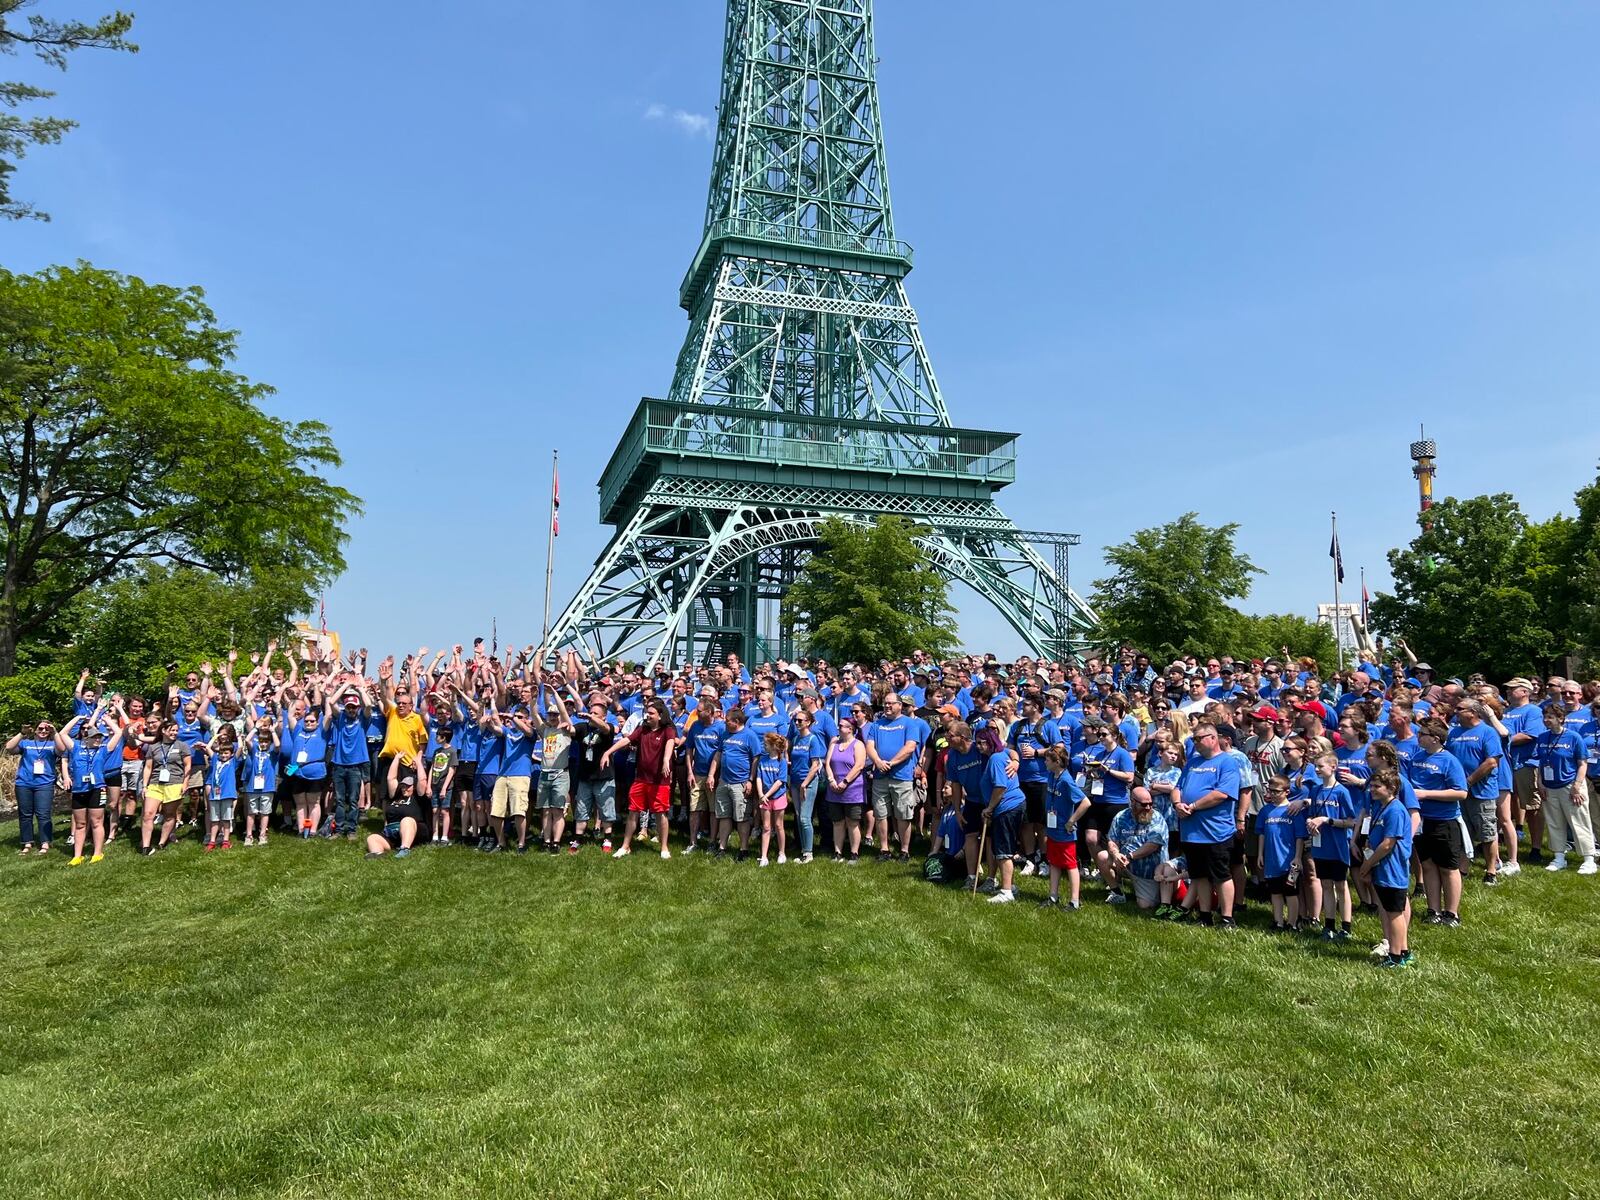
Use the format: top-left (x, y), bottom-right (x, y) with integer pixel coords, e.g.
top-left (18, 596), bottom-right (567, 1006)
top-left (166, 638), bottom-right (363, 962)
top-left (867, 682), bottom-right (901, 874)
top-left (0, 263), bottom-right (361, 676)
top-left (1565, 463), bottom-right (1600, 671)
top-left (1, 2), bottom-right (136, 220)
top-left (1368, 494), bottom-right (1560, 682)
top-left (782, 516), bottom-right (959, 663)
top-left (69, 563), bottom-right (310, 694)
top-left (1227, 611), bottom-right (1339, 672)
top-left (1092, 513), bottom-right (1264, 661)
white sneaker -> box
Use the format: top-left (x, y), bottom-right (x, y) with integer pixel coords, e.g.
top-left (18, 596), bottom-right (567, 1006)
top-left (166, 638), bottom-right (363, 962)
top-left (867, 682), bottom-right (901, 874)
top-left (1018, 860), bottom-right (1036, 877)
top-left (987, 889), bottom-right (1016, 904)
top-left (660, 849), bottom-right (671, 860)
top-left (758, 857), bottom-right (769, 867)
top-left (1546, 854), bottom-right (1568, 872)
top-left (1370, 938), bottom-right (1390, 958)
top-left (1500, 860), bottom-right (1521, 877)
top-left (611, 846), bottom-right (631, 858)
top-left (682, 843), bottom-right (697, 855)
top-left (777, 853), bottom-right (787, 864)
top-left (1578, 858), bottom-right (1598, 876)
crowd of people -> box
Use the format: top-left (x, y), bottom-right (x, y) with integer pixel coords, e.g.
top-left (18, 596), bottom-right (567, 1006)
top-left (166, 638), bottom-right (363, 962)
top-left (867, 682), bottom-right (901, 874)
top-left (7, 638), bottom-right (1597, 969)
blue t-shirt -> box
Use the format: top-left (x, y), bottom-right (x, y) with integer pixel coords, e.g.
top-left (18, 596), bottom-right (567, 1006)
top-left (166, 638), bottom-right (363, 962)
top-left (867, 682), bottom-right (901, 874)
top-left (1085, 744), bottom-right (1135, 804)
top-left (1256, 800), bottom-right (1307, 877)
top-left (1177, 751), bottom-right (1242, 844)
top-left (788, 731), bottom-right (826, 786)
top-left (944, 744), bottom-right (986, 808)
top-left (1406, 749), bottom-right (1468, 821)
top-left (282, 718), bottom-right (329, 781)
top-left (746, 710), bottom-right (789, 745)
top-left (242, 745), bottom-right (278, 793)
top-left (67, 738), bottom-right (111, 790)
top-left (715, 725), bottom-right (762, 785)
top-left (206, 754), bottom-right (240, 801)
top-left (1583, 718), bottom-right (1600, 769)
top-left (1044, 770), bottom-right (1085, 843)
top-left (17, 737), bottom-right (58, 785)
top-left (1308, 781), bottom-right (1356, 864)
top-left (756, 753), bottom-right (787, 800)
top-left (499, 710), bottom-right (534, 778)
top-left (476, 722), bottom-right (505, 777)
top-left (690, 720), bottom-right (725, 776)
top-left (984, 750), bottom-right (1026, 816)
top-left (1369, 797), bottom-right (1414, 890)
top-left (935, 807), bottom-right (965, 857)
top-left (1502, 704), bottom-right (1546, 771)
top-left (1446, 725), bottom-right (1503, 801)
top-left (866, 716), bottom-right (916, 781)
top-left (328, 708), bottom-right (370, 766)
top-left (1335, 744), bottom-right (1372, 812)
top-left (1536, 728), bottom-right (1587, 788)
top-left (1009, 719), bottom-right (1062, 784)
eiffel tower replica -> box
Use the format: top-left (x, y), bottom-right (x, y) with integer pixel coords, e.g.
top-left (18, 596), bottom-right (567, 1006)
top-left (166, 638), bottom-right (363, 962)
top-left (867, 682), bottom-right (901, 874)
top-left (548, 0), bottom-right (1098, 668)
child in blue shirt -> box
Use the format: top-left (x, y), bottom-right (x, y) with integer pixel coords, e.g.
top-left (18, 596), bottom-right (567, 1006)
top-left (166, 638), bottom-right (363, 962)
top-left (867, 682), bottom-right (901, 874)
top-left (925, 777), bottom-right (970, 886)
top-left (241, 716), bottom-right (280, 846)
top-left (1357, 769), bottom-right (1415, 968)
top-left (755, 733), bottom-right (789, 867)
top-left (1306, 751), bottom-right (1359, 940)
top-left (200, 736), bottom-right (241, 851)
top-left (1042, 745), bottom-right (1088, 909)
top-left (1255, 776), bottom-right (1307, 931)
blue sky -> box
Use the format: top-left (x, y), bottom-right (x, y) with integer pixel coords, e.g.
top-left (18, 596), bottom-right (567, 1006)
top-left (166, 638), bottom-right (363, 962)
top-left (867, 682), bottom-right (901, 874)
top-left (8, 0), bottom-right (1599, 657)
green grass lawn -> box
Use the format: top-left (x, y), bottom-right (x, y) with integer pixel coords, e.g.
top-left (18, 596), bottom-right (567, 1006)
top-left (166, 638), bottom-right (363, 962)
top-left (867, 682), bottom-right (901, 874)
top-left (2, 827), bottom-right (1597, 1200)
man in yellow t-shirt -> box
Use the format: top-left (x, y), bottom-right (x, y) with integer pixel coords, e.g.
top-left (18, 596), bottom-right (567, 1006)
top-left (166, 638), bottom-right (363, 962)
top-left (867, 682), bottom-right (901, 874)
top-left (380, 674), bottom-right (429, 787)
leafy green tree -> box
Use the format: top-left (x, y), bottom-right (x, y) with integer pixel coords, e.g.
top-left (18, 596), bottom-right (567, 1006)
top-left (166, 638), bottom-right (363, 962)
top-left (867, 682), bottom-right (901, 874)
top-left (1227, 611), bottom-right (1340, 672)
top-left (0, 658), bottom-right (73, 731)
top-left (1, 2), bottom-right (135, 220)
top-left (0, 263), bottom-right (361, 676)
top-left (1565, 464), bottom-right (1600, 671)
top-left (782, 516), bottom-right (958, 663)
top-left (69, 563), bottom-right (309, 695)
top-left (1092, 514), bottom-right (1264, 661)
top-left (1369, 494), bottom-right (1559, 681)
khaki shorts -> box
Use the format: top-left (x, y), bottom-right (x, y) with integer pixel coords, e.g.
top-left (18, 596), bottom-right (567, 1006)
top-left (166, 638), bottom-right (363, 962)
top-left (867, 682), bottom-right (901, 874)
top-left (1513, 767), bottom-right (1540, 813)
top-left (689, 778), bottom-right (714, 815)
top-left (714, 781), bottom-right (749, 823)
top-left (871, 777), bottom-right (916, 823)
top-left (491, 775), bottom-right (531, 819)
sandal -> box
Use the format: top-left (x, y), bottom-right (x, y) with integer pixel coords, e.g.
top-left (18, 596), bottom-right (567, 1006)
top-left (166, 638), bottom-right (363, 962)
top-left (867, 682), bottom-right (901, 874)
top-left (18, 845), bottom-right (33, 856)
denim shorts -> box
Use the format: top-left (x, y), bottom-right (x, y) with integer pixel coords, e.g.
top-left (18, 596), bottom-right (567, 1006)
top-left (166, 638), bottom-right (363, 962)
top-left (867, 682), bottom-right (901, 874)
top-left (575, 777), bottom-right (616, 823)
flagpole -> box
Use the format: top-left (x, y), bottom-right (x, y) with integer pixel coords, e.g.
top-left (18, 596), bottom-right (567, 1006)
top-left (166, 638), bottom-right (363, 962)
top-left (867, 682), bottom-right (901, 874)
top-left (542, 449), bottom-right (558, 651)
top-left (1331, 511), bottom-right (1345, 673)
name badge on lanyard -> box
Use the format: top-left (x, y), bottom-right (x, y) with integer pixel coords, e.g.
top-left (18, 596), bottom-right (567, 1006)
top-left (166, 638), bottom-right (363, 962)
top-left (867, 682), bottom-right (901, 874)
top-left (253, 774), bottom-right (266, 792)
top-left (296, 750), bottom-right (308, 764)
top-left (32, 759), bottom-right (45, 776)
top-left (158, 767), bottom-right (171, 784)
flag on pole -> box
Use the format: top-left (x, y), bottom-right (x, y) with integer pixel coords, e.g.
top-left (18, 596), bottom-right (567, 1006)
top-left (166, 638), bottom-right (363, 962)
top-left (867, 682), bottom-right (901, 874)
top-left (551, 460), bottom-right (560, 537)
top-left (492, 617), bottom-right (498, 657)
top-left (1329, 529), bottom-right (1345, 585)
top-left (319, 593), bottom-right (327, 636)
top-left (1361, 580), bottom-right (1370, 627)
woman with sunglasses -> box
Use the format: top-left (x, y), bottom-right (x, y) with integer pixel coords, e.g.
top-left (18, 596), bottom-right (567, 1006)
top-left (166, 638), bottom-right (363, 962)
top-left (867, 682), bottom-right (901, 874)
top-left (7, 719), bottom-right (62, 855)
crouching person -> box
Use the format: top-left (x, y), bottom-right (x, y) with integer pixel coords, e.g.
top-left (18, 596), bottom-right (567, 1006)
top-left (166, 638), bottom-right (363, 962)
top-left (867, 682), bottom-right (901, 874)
top-left (1097, 786), bottom-right (1171, 910)
top-left (367, 758), bottom-right (421, 859)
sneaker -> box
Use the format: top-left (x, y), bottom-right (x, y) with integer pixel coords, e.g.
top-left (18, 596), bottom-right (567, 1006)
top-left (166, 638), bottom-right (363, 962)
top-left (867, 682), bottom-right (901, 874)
top-left (1579, 858), bottom-right (1598, 876)
top-left (987, 889), bottom-right (1016, 904)
top-left (1153, 904), bottom-right (1173, 919)
top-left (202, 843), bottom-right (214, 854)
top-left (484, 843), bottom-right (501, 854)
top-left (1218, 917), bottom-right (1238, 932)
top-left (682, 843), bottom-right (698, 855)
top-left (1377, 955), bottom-right (1402, 970)
top-left (1500, 860), bottom-right (1521, 877)
top-left (1067, 900), bottom-right (1082, 911)
top-left (877, 851), bottom-right (892, 864)
top-left (1018, 860), bottom-right (1037, 877)
top-left (1546, 855), bottom-right (1569, 872)
top-left (1527, 848), bottom-right (1545, 864)
top-left (777, 853), bottom-right (787, 864)
top-left (1482, 873), bottom-right (1498, 887)
top-left (758, 857), bottom-right (770, 867)
top-left (1320, 927), bottom-right (1337, 941)
top-left (89, 853), bottom-right (104, 864)
top-left (976, 877), bottom-right (1000, 895)
top-left (846, 854), bottom-right (861, 866)
top-left (896, 851), bottom-right (910, 863)
top-left (393, 847), bottom-right (410, 858)
top-left (1041, 895), bottom-right (1060, 908)
top-left (798, 853), bottom-right (813, 864)
top-left (546, 842), bottom-right (559, 855)
top-left (220, 840), bottom-right (231, 851)
top-left (612, 846), bottom-right (631, 858)
top-left (69, 855), bottom-right (86, 867)
top-left (243, 837), bottom-right (256, 847)
top-left (1370, 938), bottom-right (1390, 957)
top-left (1441, 913), bottom-right (1461, 928)
top-left (1398, 950), bottom-right (1417, 968)
top-left (140, 845), bottom-right (155, 857)
top-left (1105, 890), bottom-right (1127, 905)
top-left (1423, 910), bottom-right (1443, 925)
top-left (601, 838), bottom-right (613, 853)
top-left (660, 849), bottom-right (671, 860)
top-left (365, 850), bottom-right (382, 859)
top-left (832, 853), bottom-right (846, 864)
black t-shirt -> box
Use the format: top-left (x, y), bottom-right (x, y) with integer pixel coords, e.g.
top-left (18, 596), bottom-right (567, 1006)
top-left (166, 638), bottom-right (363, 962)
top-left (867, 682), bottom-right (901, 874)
top-left (572, 719), bottom-right (615, 782)
top-left (384, 790), bottom-right (421, 824)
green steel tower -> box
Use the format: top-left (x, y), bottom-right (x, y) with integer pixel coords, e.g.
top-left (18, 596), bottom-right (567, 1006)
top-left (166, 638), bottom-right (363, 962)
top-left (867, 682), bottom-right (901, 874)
top-left (549, 0), bottom-right (1097, 667)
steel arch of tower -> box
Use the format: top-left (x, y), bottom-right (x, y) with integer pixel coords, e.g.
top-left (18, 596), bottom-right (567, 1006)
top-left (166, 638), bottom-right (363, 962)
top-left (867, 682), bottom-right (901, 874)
top-left (548, 0), bottom-right (1099, 667)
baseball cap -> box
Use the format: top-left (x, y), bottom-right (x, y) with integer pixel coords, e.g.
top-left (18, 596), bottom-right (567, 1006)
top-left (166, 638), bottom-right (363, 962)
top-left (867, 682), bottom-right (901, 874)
top-left (1414, 662), bottom-right (1433, 672)
top-left (937, 704), bottom-right (961, 720)
top-left (1504, 677), bottom-right (1533, 690)
top-left (1248, 706), bottom-right (1280, 723)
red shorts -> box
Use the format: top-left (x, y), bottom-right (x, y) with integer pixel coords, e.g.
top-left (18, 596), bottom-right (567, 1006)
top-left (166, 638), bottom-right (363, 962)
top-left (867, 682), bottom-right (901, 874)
top-left (628, 780), bottom-right (671, 815)
top-left (1045, 839), bottom-right (1078, 871)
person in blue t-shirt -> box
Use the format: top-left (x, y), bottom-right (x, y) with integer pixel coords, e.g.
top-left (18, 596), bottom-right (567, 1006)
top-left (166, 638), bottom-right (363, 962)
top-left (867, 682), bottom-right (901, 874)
top-left (198, 734), bottom-right (241, 851)
top-left (1042, 744), bottom-right (1089, 909)
top-left (1407, 718), bottom-right (1469, 926)
top-left (1306, 752), bottom-right (1359, 940)
top-left (1255, 776), bottom-right (1307, 931)
top-left (1102, 787), bottom-right (1171, 911)
top-left (1534, 700), bottom-right (1596, 874)
top-left (864, 693), bottom-right (918, 861)
top-left (977, 726), bottom-right (1027, 904)
top-left (59, 706), bottom-right (126, 865)
top-left (324, 681), bottom-right (372, 839)
top-left (1499, 679), bottom-right (1545, 870)
top-left (1173, 722), bottom-right (1244, 928)
top-left (710, 704), bottom-right (763, 860)
top-left (1356, 769), bottom-right (1415, 968)
top-left (1445, 703), bottom-right (1503, 878)
top-left (1009, 697), bottom-right (1063, 877)
top-left (786, 708), bottom-right (827, 864)
top-left (1081, 723), bottom-right (1136, 881)
top-left (241, 716), bottom-right (280, 846)
top-left (926, 776), bottom-right (969, 886)
top-left (7, 717), bottom-right (63, 854)
top-left (755, 733), bottom-right (789, 867)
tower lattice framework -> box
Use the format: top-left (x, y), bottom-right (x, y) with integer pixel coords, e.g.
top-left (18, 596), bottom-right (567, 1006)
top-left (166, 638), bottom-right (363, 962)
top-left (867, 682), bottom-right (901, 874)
top-left (548, 0), bottom-right (1098, 667)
